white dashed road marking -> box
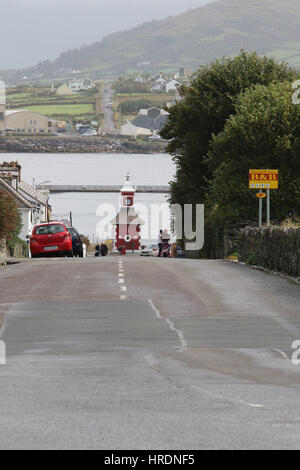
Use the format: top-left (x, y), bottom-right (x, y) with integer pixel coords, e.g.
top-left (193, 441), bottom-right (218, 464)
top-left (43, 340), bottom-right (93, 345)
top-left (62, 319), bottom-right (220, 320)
top-left (119, 260), bottom-right (127, 299)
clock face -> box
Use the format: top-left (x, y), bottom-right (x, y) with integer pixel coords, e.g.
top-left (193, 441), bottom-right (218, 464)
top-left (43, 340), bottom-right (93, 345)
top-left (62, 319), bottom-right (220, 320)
top-left (123, 196), bottom-right (133, 206)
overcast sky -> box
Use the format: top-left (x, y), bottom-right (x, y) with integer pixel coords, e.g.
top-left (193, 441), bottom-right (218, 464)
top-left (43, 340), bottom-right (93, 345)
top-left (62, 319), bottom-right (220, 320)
top-left (1, 0), bottom-right (214, 69)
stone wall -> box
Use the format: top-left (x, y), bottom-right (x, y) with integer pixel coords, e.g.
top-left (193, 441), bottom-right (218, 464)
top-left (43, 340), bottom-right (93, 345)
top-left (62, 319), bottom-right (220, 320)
top-left (0, 136), bottom-right (167, 154)
top-left (238, 226), bottom-right (300, 277)
top-left (0, 238), bottom-right (28, 259)
top-left (0, 239), bottom-right (6, 258)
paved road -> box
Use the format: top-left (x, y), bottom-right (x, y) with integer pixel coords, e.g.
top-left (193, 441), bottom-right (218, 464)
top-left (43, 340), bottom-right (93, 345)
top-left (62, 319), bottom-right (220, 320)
top-left (101, 85), bottom-right (117, 134)
top-left (0, 256), bottom-right (300, 449)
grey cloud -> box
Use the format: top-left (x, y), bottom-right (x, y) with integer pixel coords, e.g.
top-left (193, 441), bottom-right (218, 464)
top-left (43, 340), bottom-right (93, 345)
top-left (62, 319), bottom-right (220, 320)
top-left (1, 0), bottom-right (213, 69)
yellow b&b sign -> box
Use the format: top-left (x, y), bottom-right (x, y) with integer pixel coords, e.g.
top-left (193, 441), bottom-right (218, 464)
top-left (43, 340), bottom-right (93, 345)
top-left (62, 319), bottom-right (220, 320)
top-left (249, 170), bottom-right (278, 189)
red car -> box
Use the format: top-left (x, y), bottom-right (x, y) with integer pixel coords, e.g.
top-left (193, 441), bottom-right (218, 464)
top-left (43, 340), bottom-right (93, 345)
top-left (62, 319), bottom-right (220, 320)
top-left (30, 223), bottom-right (73, 258)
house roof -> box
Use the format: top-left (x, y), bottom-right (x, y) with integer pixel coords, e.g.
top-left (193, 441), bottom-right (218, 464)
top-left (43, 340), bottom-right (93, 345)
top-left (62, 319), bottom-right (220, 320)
top-left (5, 110), bottom-right (27, 116)
top-left (19, 180), bottom-right (49, 206)
top-left (0, 177), bottom-right (33, 209)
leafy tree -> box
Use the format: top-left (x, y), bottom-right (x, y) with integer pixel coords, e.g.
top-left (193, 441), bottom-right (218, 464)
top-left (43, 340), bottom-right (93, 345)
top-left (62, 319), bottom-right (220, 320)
top-left (206, 81), bottom-right (300, 223)
top-left (160, 51), bottom-right (298, 207)
top-left (0, 191), bottom-right (22, 247)
top-left (113, 78), bottom-right (153, 94)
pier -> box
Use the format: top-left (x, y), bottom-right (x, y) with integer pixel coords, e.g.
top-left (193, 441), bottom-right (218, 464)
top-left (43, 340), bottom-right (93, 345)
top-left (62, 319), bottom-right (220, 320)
top-left (37, 185), bottom-right (170, 194)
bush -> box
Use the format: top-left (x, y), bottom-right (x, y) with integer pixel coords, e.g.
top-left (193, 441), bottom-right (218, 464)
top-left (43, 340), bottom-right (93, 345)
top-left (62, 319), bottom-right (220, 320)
top-left (0, 191), bottom-right (22, 247)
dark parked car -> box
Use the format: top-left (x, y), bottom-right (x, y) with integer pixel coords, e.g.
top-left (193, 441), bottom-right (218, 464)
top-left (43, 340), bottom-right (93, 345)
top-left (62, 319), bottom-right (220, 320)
top-left (67, 227), bottom-right (84, 257)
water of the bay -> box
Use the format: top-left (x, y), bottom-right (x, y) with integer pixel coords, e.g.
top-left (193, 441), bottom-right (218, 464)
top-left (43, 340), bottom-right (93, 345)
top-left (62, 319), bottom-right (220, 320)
top-left (5, 153), bottom-right (176, 243)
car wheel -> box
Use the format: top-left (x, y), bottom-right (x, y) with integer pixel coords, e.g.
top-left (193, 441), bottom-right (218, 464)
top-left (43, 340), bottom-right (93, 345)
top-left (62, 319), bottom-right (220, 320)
top-left (66, 250), bottom-right (74, 258)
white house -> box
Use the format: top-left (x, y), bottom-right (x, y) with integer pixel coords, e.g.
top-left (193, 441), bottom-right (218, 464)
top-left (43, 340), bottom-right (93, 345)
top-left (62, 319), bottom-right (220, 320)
top-left (151, 84), bottom-right (164, 93)
top-left (155, 74), bottom-right (167, 84)
top-left (166, 79), bottom-right (181, 93)
top-left (69, 79), bottom-right (94, 92)
top-left (18, 180), bottom-right (50, 231)
top-left (134, 76), bottom-right (145, 83)
top-left (121, 107), bottom-right (169, 137)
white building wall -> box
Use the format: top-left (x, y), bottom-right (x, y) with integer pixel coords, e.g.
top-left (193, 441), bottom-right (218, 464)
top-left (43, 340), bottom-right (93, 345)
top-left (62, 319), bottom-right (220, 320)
top-left (166, 80), bottom-right (180, 93)
top-left (121, 122), bottom-right (138, 137)
top-left (19, 208), bottom-right (32, 240)
top-left (121, 122), bottom-right (154, 137)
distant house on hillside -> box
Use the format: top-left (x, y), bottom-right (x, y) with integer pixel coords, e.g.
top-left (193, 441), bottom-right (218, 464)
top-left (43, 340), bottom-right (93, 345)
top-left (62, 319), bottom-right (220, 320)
top-left (166, 79), bottom-right (181, 93)
top-left (121, 107), bottom-right (169, 137)
top-left (69, 78), bottom-right (94, 92)
top-left (155, 74), bottom-right (167, 85)
top-left (56, 84), bottom-right (73, 96)
top-left (134, 76), bottom-right (145, 83)
top-left (150, 84), bottom-right (165, 93)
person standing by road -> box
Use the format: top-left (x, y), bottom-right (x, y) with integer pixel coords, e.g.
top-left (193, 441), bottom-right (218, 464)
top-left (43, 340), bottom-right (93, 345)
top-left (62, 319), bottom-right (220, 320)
top-left (100, 242), bottom-right (108, 257)
top-left (95, 243), bottom-right (100, 257)
top-left (161, 229), bottom-right (171, 258)
top-left (157, 230), bottom-right (163, 257)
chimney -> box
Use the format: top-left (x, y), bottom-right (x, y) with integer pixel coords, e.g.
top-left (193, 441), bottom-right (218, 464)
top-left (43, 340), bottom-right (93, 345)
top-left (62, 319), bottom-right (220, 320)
top-left (0, 161), bottom-right (21, 190)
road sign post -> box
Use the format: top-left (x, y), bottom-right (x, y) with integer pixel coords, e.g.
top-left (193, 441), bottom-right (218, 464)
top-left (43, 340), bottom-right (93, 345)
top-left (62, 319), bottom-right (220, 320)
top-left (267, 189), bottom-right (270, 227)
top-left (259, 197), bottom-right (263, 231)
top-left (249, 170), bottom-right (278, 228)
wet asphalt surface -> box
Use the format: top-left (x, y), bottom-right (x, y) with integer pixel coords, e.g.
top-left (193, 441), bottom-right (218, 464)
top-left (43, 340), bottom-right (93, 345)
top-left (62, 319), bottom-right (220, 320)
top-left (0, 255), bottom-right (300, 449)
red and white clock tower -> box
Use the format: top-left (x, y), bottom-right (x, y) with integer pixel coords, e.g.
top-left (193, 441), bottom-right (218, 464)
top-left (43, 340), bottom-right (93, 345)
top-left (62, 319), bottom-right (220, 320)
top-left (112, 173), bottom-right (144, 252)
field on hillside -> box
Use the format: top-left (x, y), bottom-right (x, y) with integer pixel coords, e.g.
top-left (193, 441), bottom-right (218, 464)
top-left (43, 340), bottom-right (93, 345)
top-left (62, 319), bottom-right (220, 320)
top-left (25, 104), bottom-right (94, 116)
top-left (6, 86), bottom-right (100, 123)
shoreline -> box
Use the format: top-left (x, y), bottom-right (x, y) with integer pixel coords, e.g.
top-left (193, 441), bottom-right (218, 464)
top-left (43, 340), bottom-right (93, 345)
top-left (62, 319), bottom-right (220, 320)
top-left (0, 136), bottom-right (168, 154)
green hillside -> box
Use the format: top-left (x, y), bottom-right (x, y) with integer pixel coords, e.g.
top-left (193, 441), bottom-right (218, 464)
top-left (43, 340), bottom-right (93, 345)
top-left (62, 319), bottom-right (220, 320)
top-left (2, 0), bottom-right (300, 82)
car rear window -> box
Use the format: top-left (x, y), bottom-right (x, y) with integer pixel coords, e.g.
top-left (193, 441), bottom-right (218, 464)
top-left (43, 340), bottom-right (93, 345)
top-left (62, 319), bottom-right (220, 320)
top-left (67, 228), bottom-right (77, 236)
top-left (35, 224), bottom-right (65, 235)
